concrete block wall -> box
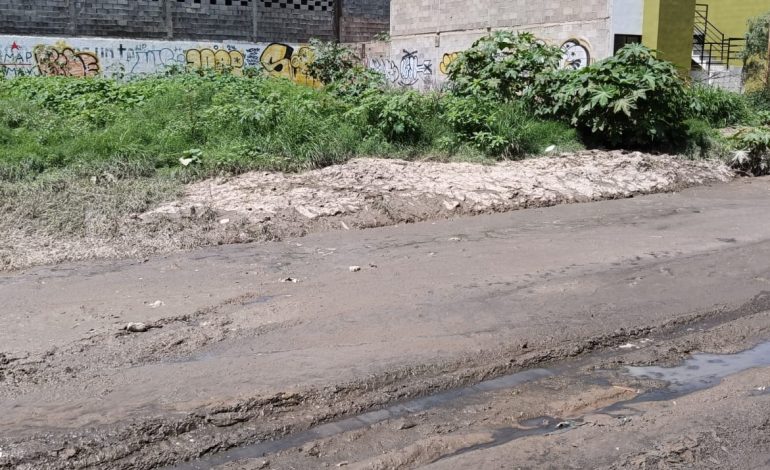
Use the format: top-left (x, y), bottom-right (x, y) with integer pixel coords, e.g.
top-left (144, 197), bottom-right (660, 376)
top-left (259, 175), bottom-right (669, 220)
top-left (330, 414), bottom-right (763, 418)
top-left (388, 0), bottom-right (612, 89)
top-left (0, 0), bottom-right (71, 36)
top-left (0, 0), bottom-right (390, 43)
top-left (341, 0), bottom-right (390, 42)
top-left (171, 0), bottom-right (254, 41)
top-left (255, 1), bottom-right (334, 42)
top-left (74, 0), bottom-right (168, 39)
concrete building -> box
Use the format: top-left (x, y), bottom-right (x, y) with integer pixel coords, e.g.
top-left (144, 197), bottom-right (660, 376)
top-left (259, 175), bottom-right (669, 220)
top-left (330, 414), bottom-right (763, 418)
top-left (380, 0), bottom-right (612, 89)
top-left (383, 0), bottom-right (770, 90)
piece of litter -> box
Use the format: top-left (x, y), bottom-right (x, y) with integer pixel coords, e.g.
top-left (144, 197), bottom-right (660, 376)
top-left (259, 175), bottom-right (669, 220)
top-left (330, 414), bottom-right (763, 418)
top-left (349, 266), bottom-right (362, 273)
top-left (618, 343), bottom-right (636, 349)
top-left (545, 145), bottom-right (556, 152)
top-left (340, 221), bottom-right (350, 230)
top-left (219, 218), bottom-right (230, 225)
top-left (148, 300), bottom-right (164, 309)
top-left (125, 322), bottom-right (148, 333)
top-left (449, 237), bottom-right (462, 242)
top-left (281, 278), bottom-right (299, 283)
top-left (556, 421), bottom-right (572, 429)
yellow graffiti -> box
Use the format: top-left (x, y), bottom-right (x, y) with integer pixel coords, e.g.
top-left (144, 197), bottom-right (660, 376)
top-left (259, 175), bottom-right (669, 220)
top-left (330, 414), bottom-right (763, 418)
top-left (439, 52), bottom-right (459, 75)
top-left (260, 43), bottom-right (320, 88)
top-left (34, 45), bottom-right (100, 77)
top-left (185, 48), bottom-right (245, 75)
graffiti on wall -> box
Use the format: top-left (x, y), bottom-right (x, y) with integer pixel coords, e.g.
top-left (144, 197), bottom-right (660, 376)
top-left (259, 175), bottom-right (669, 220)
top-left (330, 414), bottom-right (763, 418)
top-left (34, 45), bottom-right (100, 77)
top-left (186, 48), bottom-right (245, 75)
top-left (2, 34), bottom-right (594, 87)
top-left (560, 40), bottom-right (591, 70)
top-left (0, 41), bottom-right (35, 76)
top-left (0, 36), bottom-right (321, 83)
top-left (120, 44), bottom-right (185, 76)
top-left (439, 52), bottom-right (459, 75)
top-left (368, 49), bottom-right (433, 87)
top-left (259, 43), bottom-right (319, 87)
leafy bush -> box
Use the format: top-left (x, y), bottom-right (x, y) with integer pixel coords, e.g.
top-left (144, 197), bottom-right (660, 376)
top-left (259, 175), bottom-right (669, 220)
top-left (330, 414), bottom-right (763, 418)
top-left (742, 12), bottom-right (770, 91)
top-left (730, 127), bottom-right (770, 175)
top-left (683, 118), bottom-right (733, 160)
top-left (534, 44), bottom-right (689, 149)
top-left (688, 84), bottom-right (754, 128)
top-left (446, 31), bottom-right (562, 101)
top-left (350, 90), bottom-right (432, 144)
top-left (306, 39), bottom-right (360, 84)
top-left (442, 96), bottom-right (578, 157)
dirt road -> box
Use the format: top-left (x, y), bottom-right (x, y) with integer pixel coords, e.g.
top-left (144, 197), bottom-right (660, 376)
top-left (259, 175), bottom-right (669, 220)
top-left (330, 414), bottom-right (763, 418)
top-left (2, 177), bottom-right (770, 469)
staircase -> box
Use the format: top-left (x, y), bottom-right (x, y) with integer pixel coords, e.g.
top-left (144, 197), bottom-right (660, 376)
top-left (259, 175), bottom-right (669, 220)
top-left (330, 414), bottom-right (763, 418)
top-left (692, 3), bottom-right (745, 90)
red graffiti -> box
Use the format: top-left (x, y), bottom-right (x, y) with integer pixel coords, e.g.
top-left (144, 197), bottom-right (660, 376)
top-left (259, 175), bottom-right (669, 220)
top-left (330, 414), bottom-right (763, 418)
top-left (10, 41), bottom-right (20, 52)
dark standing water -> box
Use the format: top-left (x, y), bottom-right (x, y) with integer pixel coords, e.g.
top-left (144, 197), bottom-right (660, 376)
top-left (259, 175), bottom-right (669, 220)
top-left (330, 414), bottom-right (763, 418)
top-left (167, 341), bottom-right (770, 470)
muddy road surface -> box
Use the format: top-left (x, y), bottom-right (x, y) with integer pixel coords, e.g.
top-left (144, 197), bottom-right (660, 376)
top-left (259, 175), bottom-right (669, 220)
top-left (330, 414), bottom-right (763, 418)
top-left (2, 177), bottom-right (770, 469)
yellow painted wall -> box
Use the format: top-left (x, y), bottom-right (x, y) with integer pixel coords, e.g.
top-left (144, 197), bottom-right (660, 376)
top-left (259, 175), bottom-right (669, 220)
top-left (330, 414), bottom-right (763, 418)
top-left (700, 0), bottom-right (770, 39)
top-left (643, 0), bottom-right (696, 70)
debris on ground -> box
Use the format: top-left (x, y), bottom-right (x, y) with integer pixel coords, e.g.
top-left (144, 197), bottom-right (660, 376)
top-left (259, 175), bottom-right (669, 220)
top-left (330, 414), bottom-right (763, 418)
top-left (125, 322), bottom-right (148, 333)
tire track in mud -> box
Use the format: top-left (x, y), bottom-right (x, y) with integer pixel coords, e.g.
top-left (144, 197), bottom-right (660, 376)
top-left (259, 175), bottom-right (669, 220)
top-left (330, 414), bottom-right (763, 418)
top-left (0, 293), bottom-right (300, 399)
top-left (4, 292), bottom-right (770, 470)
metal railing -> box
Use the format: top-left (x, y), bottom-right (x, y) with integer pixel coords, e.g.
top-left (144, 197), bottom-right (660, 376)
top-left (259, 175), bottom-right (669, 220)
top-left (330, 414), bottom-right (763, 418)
top-left (693, 3), bottom-right (745, 74)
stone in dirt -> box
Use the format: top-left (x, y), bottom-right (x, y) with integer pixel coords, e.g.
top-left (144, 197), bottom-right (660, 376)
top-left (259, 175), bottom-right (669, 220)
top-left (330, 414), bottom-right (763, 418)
top-left (125, 322), bottom-right (148, 333)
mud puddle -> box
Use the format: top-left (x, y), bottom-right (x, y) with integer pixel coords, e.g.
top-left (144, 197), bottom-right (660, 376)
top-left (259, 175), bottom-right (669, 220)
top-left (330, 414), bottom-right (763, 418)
top-left (171, 341), bottom-right (770, 469)
top-left (167, 369), bottom-right (553, 469)
top-left (627, 340), bottom-right (770, 400)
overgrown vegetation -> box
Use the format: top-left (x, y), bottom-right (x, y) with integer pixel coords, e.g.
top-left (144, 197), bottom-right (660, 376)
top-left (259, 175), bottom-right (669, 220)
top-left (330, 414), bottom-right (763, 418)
top-left (3, 31), bottom-right (770, 268)
top-left (4, 32), bottom-right (769, 185)
top-left (534, 44), bottom-right (690, 148)
top-left (743, 11), bottom-right (770, 92)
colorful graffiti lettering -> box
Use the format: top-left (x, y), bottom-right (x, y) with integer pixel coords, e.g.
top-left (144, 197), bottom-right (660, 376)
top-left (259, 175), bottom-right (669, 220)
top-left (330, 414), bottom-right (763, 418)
top-left (259, 43), bottom-right (319, 87)
top-left (561, 40), bottom-right (591, 70)
top-left (439, 52), bottom-right (459, 75)
top-left (186, 48), bottom-right (245, 75)
top-left (34, 45), bottom-right (100, 77)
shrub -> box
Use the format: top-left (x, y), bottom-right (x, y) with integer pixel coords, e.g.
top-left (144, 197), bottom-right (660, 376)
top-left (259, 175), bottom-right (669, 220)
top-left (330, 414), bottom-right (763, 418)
top-left (306, 40), bottom-right (360, 84)
top-left (730, 127), bottom-right (770, 175)
top-left (442, 96), bottom-right (578, 158)
top-left (534, 44), bottom-right (689, 149)
top-left (446, 31), bottom-right (562, 101)
top-left (351, 90), bottom-right (431, 144)
top-left (742, 12), bottom-right (770, 91)
top-left (688, 84), bottom-right (754, 128)
top-left (683, 118), bottom-right (732, 160)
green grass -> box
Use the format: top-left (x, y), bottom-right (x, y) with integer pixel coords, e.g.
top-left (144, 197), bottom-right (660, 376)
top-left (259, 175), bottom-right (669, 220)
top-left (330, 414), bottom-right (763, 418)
top-left (0, 72), bottom-right (583, 183)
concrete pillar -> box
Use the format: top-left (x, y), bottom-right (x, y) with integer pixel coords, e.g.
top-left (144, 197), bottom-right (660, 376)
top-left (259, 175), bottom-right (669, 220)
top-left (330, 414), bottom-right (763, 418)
top-left (643, 0), bottom-right (696, 70)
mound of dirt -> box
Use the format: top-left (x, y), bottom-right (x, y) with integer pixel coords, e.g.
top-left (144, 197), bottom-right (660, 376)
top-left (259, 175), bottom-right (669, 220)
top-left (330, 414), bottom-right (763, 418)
top-left (2, 152), bottom-right (734, 271)
top-left (147, 150), bottom-right (733, 229)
